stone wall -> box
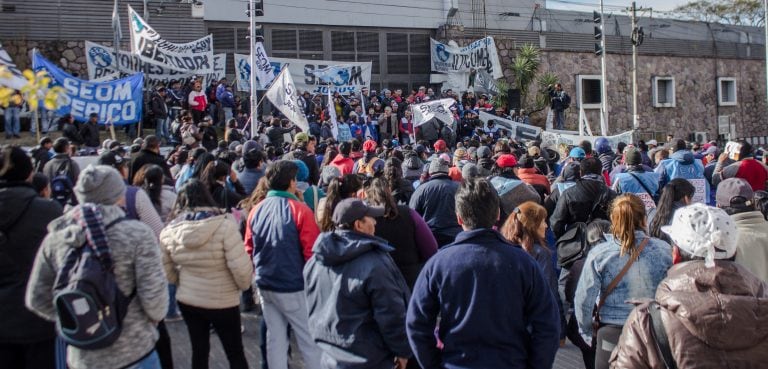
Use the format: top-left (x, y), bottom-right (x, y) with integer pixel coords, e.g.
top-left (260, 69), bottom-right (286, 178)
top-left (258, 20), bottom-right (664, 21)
top-left (3, 40), bottom-right (98, 78)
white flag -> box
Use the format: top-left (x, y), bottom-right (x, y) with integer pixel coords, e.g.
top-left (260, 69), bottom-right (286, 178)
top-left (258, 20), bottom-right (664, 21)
top-left (327, 88), bottom-right (339, 139)
top-left (0, 42), bottom-right (26, 90)
top-left (254, 42), bottom-right (275, 89)
top-left (411, 98), bottom-right (455, 127)
top-left (112, 0), bottom-right (122, 42)
top-left (265, 68), bottom-right (309, 133)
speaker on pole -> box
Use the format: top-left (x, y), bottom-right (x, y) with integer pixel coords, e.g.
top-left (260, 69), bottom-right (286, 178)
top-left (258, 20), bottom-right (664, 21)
top-left (508, 89), bottom-right (521, 111)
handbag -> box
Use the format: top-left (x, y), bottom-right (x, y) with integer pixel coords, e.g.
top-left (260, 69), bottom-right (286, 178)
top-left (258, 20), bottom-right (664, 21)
top-left (556, 190), bottom-right (606, 268)
top-left (591, 237), bottom-right (650, 344)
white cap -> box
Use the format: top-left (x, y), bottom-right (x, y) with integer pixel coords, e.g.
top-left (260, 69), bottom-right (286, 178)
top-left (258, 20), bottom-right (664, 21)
top-left (647, 139), bottom-right (658, 146)
top-left (661, 203), bottom-right (739, 268)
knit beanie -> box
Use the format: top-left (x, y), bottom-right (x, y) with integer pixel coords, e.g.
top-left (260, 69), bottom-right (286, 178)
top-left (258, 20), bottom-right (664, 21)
top-left (0, 146), bottom-right (33, 182)
top-left (74, 165), bottom-right (126, 205)
top-left (624, 147), bottom-right (642, 166)
top-left (428, 158), bottom-right (450, 175)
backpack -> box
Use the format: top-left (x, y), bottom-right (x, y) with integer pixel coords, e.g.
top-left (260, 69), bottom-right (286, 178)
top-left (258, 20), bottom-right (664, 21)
top-left (52, 205), bottom-right (134, 350)
top-left (357, 156), bottom-right (380, 176)
top-left (556, 191), bottom-right (606, 268)
top-left (561, 93), bottom-right (571, 110)
top-left (51, 161), bottom-right (76, 207)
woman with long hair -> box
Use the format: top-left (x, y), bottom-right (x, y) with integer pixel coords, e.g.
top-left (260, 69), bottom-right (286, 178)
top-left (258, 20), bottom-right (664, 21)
top-left (133, 164), bottom-right (177, 223)
top-left (225, 118), bottom-right (243, 144)
top-left (648, 178), bottom-right (695, 242)
top-left (317, 174), bottom-right (363, 231)
top-left (384, 157), bottom-right (414, 205)
top-left (201, 160), bottom-right (245, 211)
top-left (500, 201), bottom-right (565, 345)
top-left (363, 178), bottom-right (437, 289)
top-left (160, 179), bottom-right (253, 369)
top-left (574, 194), bottom-right (673, 369)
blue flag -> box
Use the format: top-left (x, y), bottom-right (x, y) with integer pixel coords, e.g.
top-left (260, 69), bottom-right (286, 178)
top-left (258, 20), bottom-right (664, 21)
top-left (33, 52), bottom-right (144, 126)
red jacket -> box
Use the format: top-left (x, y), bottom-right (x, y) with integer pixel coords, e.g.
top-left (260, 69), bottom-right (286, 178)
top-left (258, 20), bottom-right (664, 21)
top-left (331, 154), bottom-right (355, 176)
top-left (517, 168), bottom-right (551, 194)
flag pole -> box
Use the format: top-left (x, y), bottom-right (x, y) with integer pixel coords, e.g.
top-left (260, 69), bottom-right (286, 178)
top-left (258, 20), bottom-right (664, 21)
top-left (249, 0), bottom-right (258, 139)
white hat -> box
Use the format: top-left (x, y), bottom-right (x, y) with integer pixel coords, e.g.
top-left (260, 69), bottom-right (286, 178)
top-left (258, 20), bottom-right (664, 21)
top-left (661, 203), bottom-right (739, 267)
top-left (647, 139), bottom-right (658, 146)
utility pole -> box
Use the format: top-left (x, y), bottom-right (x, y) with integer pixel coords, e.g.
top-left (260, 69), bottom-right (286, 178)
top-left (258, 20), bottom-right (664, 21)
top-left (631, 2), bottom-right (638, 131)
top-left (247, 0), bottom-right (264, 138)
top-left (764, 0), bottom-right (768, 121)
top-left (599, 0), bottom-right (608, 136)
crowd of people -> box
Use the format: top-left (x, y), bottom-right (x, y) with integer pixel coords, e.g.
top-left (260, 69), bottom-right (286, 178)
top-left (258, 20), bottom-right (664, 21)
top-left (2, 82), bottom-right (768, 369)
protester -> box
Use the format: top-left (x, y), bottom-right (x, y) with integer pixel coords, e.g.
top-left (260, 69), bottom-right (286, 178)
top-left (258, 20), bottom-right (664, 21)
top-left (236, 142), bottom-right (265, 195)
top-left (133, 164), bottom-right (177, 223)
top-left (79, 113), bottom-right (101, 153)
top-left (574, 194), bottom-right (672, 369)
top-left (712, 140), bottom-right (768, 191)
top-left (655, 138), bottom-right (708, 203)
top-left (551, 157), bottom-right (616, 238)
top-left (352, 139), bottom-right (385, 176)
top-left (609, 204), bottom-right (768, 368)
top-left (612, 147), bottom-right (660, 211)
top-left (202, 160), bottom-right (245, 211)
top-left (160, 179), bottom-right (253, 369)
top-left (283, 133), bottom-right (320, 185)
top-left (648, 178), bottom-right (695, 243)
top-left (129, 135), bottom-right (173, 184)
top-left (26, 165), bottom-right (169, 369)
top-left (304, 198), bottom-right (412, 369)
top-left (406, 178), bottom-right (560, 368)
top-left (42, 137), bottom-right (80, 206)
top-left (489, 154), bottom-right (541, 221)
top-left (383, 157), bottom-right (414, 205)
top-left (408, 158), bottom-right (461, 247)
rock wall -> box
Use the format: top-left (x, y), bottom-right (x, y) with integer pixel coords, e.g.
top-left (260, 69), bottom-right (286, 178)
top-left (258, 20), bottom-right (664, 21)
top-left (3, 40), bottom-right (99, 78)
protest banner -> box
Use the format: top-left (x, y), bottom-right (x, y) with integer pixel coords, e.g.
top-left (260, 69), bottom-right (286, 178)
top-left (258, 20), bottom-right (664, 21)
top-left (265, 68), bottom-right (309, 132)
top-left (127, 5), bottom-right (214, 74)
top-left (430, 37), bottom-right (503, 79)
top-left (411, 99), bottom-right (455, 126)
top-left (478, 112), bottom-right (542, 142)
top-left (234, 43), bottom-right (275, 92)
top-left (34, 52), bottom-right (143, 125)
top-left (540, 130), bottom-right (634, 151)
top-left (86, 41), bottom-right (224, 86)
top-left (326, 88), bottom-right (339, 139)
top-left (0, 42), bottom-right (27, 90)
top-left (235, 55), bottom-right (371, 94)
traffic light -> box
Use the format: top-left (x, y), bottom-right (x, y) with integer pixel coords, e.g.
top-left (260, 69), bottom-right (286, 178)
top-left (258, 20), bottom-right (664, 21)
top-left (246, 0), bottom-right (264, 17)
top-left (593, 11), bottom-right (603, 56)
top-left (254, 25), bottom-right (264, 41)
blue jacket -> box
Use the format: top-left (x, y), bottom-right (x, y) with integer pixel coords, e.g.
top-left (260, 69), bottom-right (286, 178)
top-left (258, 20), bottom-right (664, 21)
top-left (656, 150), bottom-right (708, 203)
top-left (249, 191), bottom-right (320, 292)
top-left (574, 231), bottom-right (672, 340)
top-left (406, 229), bottom-right (560, 369)
top-left (613, 169), bottom-right (660, 207)
top-left (304, 230), bottom-right (411, 369)
top-left (408, 174), bottom-right (461, 239)
top-left (236, 167), bottom-right (264, 195)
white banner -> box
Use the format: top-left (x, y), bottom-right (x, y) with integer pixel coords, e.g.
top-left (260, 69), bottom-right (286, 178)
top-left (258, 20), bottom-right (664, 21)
top-left (86, 41), bottom-right (224, 86)
top-left (431, 37), bottom-right (503, 79)
top-left (236, 55), bottom-right (371, 94)
top-left (478, 111), bottom-right (542, 142)
top-left (540, 130), bottom-right (634, 151)
top-left (128, 5), bottom-right (214, 74)
top-left (411, 98), bottom-right (455, 127)
top-left (265, 68), bottom-right (309, 132)
top-left (234, 44), bottom-right (275, 92)
top-left (327, 88), bottom-right (338, 139)
top-left (234, 53), bottom-right (250, 91)
top-left (0, 42), bottom-right (26, 90)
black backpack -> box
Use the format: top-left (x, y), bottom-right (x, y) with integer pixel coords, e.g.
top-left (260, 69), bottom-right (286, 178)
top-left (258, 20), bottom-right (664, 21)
top-left (51, 161), bottom-right (76, 207)
top-left (556, 191), bottom-right (606, 268)
top-left (53, 205), bottom-right (134, 350)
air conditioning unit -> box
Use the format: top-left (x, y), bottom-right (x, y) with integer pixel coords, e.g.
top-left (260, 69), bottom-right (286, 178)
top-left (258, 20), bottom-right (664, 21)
top-left (191, 2), bottom-right (204, 18)
top-left (718, 115), bottom-right (730, 134)
top-left (693, 131), bottom-right (708, 144)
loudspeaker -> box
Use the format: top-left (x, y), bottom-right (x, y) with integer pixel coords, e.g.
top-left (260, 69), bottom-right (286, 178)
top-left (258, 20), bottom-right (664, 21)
top-left (508, 89), bottom-right (521, 111)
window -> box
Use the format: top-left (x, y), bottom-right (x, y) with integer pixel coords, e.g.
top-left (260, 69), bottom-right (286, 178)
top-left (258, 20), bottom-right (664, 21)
top-left (718, 78), bottom-right (737, 106)
top-left (577, 75), bottom-right (602, 109)
top-left (653, 76), bottom-right (675, 108)
top-left (271, 29), bottom-right (297, 51)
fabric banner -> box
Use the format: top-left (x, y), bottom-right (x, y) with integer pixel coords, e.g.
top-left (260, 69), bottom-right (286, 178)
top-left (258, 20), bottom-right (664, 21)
top-left (127, 5), bottom-right (214, 74)
top-left (472, 69), bottom-right (499, 96)
top-left (265, 68), bottom-right (309, 132)
top-left (540, 130), bottom-right (634, 151)
top-left (0, 42), bottom-right (27, 90)
top-left (478, 111), bottom-right (542, 142)
top-left (327, 88), bottom-right (338, 139)
top-left (411, 98), bottom-right (455, 127)
top-left (235, 55), bottom-right (372, 94)
top-left (86, 41), bottom-right (224, 86)
top-left (430, 37), bottom-right (503, 79)
top-left (234, 53), bottom-right (250, 91)
top-left (234, 44), bottom-right (275, 92)
top-left (33, 52), bottom-right (143, 125)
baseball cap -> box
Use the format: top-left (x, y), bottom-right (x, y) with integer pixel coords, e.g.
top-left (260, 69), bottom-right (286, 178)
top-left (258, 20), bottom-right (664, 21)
top-left (716, 178), bottom-right (754, 207)
top-left (647, 139), bottom-right (658, 146)
top-left (363, 139), bottom-right (377, 152)
top-left (496, 154), bottom-right (518, 168)
top-left (414, 144), bottom-right (427, 155)
top-left (569, 147), bottom-right (586, 159)
top-left (294, 132), bottom-right (309, 144)
top-left (433, 139), bottom-right (447, 152)
top-left (661, 203), bottom-right (739, 267)
top-left (97, 151), bottom-right (126, 168)
top-left (332, 198), bottom-right (385, 225)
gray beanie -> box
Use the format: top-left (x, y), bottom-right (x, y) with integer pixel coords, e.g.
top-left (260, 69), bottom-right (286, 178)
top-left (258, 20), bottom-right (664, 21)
top-left (75, 165), bottom-right (126, 205)
top-left (462, 162), bottom-right (480, 179)
top-left (428, 158), bottom-right (450, 175)
top-left (320, 165), bottom-right (341, 187)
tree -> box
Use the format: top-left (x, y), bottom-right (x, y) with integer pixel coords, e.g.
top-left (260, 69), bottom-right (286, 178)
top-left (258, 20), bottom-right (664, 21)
top-left (493, 44), bottom-right (560, 118)
top-left (673, 0), bottom-right (764, 26)
top-left (1, 66), bottom-right (65, 140)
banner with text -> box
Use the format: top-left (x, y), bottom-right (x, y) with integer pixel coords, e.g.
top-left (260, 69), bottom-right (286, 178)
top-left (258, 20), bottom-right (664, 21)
top-left (243, 56), bottom-right (371, 94)
top-left (540, 130), bottom-right (634, 151)
top-left (34, 52), bottom-right (143, 125)
top-left (234, 45), bottom-right (275, 92)
top-left (86, 41), bottom-right (224, 86)
top-left (478, 112), bottom-right (542, 142)
top-left (0, 42), bottom-right (26, 90)
top-left (127, 5), bottom-right (214, 74)
top-left (412, 99), bottom-right (455, 126)
top-left (265, 68), bottom-right (309, 132)
top-left (430, 37), bottom-right (503, 79)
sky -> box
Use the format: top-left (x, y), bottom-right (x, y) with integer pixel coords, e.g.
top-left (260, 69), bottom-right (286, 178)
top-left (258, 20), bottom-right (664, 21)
top-left (547, 0), bottom-right (692, 15)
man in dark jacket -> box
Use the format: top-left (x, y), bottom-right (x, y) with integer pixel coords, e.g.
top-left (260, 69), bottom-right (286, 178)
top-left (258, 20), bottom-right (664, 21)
top-left (406, 178), bottom-right (560, 369)
top-left (409, 158), bottom-right (461, 247)
top-left (283, 133), bottom-right (320, 185)
top-left (79, 113), bottom-right (101, 152)
top-left (266, 118), bottom-right (297, 149)
top-left (129, 135), bottom-right (173, 185)
top-left (151, 87), bottom-right (170, 144)
top-left (550, 157), bottom-right (617, 238)
top-left (0, 146), bottom-right (63, 368)
top-left (60, 114), bottom-right (83, 147)
top-left (304, 198), bottom-right (412, 369)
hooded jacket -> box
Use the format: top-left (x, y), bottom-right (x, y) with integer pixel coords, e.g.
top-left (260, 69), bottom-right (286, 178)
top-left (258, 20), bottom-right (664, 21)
top-left (609, 261), bottom-right (768, 368)
top-left (26, 205), bottom-right (168, 369)
top-left (0, 183), bottom-right (62, 344)
top-left (304, 230), bottom-right (412, 369)
top-left (656, 150), bottom-right (708, 203)
top-left (732, 211), bottom-right (768, 282)
top-left (550, 176), bottom-right (617, 238)
top-left (331, 154), bottom-right (355, 176)
top-left (408, 174), bottom-right (461, 240)
top-left (160, 210), bottom-right (253, 309)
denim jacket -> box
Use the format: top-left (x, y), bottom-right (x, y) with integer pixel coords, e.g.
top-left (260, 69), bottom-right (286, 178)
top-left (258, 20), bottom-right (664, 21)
top-left (574, 231), bottom-right (672, 341)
